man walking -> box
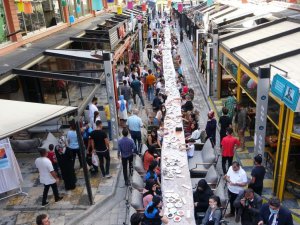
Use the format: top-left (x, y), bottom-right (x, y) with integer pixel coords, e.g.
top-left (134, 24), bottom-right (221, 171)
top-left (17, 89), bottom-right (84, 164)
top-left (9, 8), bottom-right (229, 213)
top-left (131, 74), bottom-right (145, 107)
top-left (120, 80), bottom-right (133, 114)
top-left (249, 154), bottom-right (266, 196)
top-left (127, 109), bottom-right (143, 154)
top-left (118, 128), bottom-right (135, 185)
top-left (233, 188), bottom-right (262, 225)
top-left (90, 120), bottom-right (111, 178)
top-left (35, 149), bottom-right (63, 207)
top-left (89, 97), bottom-right (98, 125)
top-left (146, 69), bottom-right (156, 102)
top-left (221, 127), bottom-right (240, 174)
top-left (224, 161), bottom-right (248, 218)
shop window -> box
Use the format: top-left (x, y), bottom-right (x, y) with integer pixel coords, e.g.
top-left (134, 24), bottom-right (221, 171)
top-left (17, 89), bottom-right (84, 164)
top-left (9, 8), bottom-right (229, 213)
top-left (0, 0), bottom-right (9, 45)
top-left (267, 96), bottom-right (280, 126)
top-left (220, 66), bottom-right (237, 98)
top-left (219, 53), bottom-right (237, 80)
top-left (16, 0), bottom-right (63, 36)
top-left (293, 112), bottom-right (300, 135)
top-left (240, 72), bottom-right (257, 102)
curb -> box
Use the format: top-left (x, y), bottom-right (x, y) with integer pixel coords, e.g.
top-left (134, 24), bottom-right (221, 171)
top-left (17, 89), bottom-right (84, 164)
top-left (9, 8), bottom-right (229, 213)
top-left (66, 162), bottom-right (122, 225)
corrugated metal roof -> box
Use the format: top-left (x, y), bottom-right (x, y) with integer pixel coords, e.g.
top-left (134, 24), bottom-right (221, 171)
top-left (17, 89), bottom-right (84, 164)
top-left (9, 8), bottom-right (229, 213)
top-left (213, 8), bottom-right (253, 24)
top-left (259, 54), bottom-right (300, 85)
top-left (236, 32), bottom-right (300, 64)
top-left (209, 7), bottom-right (236, 20)
top-left (222, 21), bottom-right (300, 50)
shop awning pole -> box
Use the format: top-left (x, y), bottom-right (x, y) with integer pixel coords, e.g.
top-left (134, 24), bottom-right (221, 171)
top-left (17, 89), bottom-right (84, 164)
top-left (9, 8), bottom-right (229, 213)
top-left (75, 119), bottom-right (94, 205)
top-left (138, 20), bottom-right (144, 65)
top-left (103, 53), bottom-right (119, 150)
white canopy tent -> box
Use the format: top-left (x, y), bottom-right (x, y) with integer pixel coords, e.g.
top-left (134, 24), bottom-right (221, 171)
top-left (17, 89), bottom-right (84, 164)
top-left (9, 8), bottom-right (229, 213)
top-left (0, 99), bottom-right (77, 139)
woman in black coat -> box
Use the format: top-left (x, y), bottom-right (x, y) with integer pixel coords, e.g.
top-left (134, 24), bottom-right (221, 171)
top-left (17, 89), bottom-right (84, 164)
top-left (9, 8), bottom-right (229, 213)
top-left (193, 179), bottom-right (214, 213)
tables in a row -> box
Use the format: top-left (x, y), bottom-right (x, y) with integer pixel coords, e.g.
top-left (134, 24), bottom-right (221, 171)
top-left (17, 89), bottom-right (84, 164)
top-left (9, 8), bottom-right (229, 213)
top-left (160, 27), bottom-right (196, 225)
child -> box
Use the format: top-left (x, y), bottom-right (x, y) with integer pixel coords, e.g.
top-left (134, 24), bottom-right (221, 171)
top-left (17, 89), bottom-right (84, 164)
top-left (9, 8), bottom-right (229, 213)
top-left (47, 144), bottom-right (60, 177)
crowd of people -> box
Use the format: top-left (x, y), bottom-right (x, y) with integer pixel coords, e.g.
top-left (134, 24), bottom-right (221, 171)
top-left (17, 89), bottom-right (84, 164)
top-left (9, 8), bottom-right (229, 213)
top-left (33, 11), bottom-right (294, 225)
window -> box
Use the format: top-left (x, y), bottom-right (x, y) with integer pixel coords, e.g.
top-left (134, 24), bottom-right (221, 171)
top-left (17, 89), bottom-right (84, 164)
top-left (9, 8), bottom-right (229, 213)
top-left (267, 96), bottom-right (280, 126)
top-left (219, 53), bottom-right (237, 80)
top-left (0, 0), bottom-right (9, 45)
top-left (240, 71), bottom-right (257, 101)
top-left (16, 0), bottom-right (63, 36)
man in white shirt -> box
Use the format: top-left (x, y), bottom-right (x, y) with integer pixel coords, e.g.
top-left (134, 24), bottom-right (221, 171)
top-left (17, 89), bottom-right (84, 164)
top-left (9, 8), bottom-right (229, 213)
top-left (35, 149), bottom-right (63, 206)
top-left (89, 97), bottom-right (99, 125)
top-left (127, 109), bottom-right (143, 154)
top-left (224, 161), bottom-right (248, 218)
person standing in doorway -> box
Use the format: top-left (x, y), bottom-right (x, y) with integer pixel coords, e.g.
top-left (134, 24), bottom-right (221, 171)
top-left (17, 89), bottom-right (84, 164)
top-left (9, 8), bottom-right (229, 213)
top-left (89, 97), bottom-right (98, 125)
top-left (90, 120), bottom-right (111, 178)
top-left (248, 154), bottom-right (266, 196)
top-left (237, 103), bottom-right (248, 150)
top-left (35, 149), bottom-right (63, 207)
top-left (127, 109), bottom-right (143, 154)
top-left (221, 127), bottom-right (240, 175)
top-left (118, 128), bottom-right (135, 186)
top-left (224, 161), bottom-right (248, 218)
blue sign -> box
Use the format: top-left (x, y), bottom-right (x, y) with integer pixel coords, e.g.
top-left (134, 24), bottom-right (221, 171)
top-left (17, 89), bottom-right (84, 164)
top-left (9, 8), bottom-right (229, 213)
top-left (271, 74), bottom-right (300, 111)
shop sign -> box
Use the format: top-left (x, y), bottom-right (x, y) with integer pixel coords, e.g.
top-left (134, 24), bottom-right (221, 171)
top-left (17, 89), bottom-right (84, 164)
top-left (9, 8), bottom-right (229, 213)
top-left (254, 67), bottom-right (270, 158)
top-left (271, 74), bottom-right (300, 112)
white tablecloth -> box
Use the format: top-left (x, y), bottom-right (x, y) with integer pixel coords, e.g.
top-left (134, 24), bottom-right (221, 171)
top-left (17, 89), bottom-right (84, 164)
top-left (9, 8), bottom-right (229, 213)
top-left (161, 27), bottom-right (196, 225)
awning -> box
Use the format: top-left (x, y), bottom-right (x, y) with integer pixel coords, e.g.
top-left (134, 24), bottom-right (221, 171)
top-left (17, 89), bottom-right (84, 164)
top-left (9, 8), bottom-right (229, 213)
top-left (0, 99), bottom-right (77, 139)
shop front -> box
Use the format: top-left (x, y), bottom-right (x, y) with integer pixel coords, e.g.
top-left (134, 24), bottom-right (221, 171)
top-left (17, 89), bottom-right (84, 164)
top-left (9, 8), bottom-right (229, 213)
top-left (216, 18), bottom-right (300, 216)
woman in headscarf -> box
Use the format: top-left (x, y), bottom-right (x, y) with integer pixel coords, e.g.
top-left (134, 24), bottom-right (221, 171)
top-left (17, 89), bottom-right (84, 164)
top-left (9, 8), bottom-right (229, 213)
top-left (193, 179), bottom-right (214, 214)
top-left (143, 180), bottom-right (158, 208)
top-left (181, 85), bottom-right (189, 97)
top-left (205, 110), bottom-right (217, 147)
top-left (55, 136), bottom-right (77, 190)
top-left (145, 160), bottom-right (160, 185)
top-left (117, 95), bottom-right (128, 127)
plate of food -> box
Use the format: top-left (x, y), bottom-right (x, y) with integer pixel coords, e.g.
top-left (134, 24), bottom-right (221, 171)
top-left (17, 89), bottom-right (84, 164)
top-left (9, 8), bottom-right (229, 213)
top-left (175, 202), bottom-right (183, 208)
top-left (176, 210), bottom-right (184, 216)
top-left (171, 193), bottom-right (179, 199)
top-left (167, 213), bottom-right (175, 219)
top-left (165, 193), bottom-right (172, 198)
top-left (173, 215), bottom-right (182, 222)
top-left (166, 203), bottom-right (174, 208)
top-left (169, 207), bottom-right (177, 214)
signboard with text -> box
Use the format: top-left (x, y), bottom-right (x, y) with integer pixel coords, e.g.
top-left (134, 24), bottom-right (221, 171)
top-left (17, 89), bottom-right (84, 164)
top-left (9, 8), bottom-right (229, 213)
top-left (271, 74), bottom-right (300, 112)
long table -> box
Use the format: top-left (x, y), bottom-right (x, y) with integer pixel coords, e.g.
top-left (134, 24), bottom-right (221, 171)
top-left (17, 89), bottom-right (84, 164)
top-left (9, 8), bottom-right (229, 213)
top-left (161, 27), bottom-right (196, 225)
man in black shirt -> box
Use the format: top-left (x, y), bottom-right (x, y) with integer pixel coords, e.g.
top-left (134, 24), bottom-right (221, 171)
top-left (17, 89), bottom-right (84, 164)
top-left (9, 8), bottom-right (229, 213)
top-left (90, 120), bottom-right (111, 178)
top-left (146, 42), bottom-right (153, 61)
top-left (249, 154), bottom-right (266, 195)
top-left (182, 95), bottom-right (194, 112)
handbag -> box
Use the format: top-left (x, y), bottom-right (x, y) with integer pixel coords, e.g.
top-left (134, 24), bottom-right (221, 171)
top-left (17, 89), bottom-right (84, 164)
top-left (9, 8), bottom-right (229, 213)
top-left (92, 152), bottom-right (99, 167)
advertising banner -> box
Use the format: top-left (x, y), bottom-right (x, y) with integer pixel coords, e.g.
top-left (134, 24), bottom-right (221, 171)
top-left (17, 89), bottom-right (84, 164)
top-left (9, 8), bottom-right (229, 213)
top-left (0, 138), bottom-right (23, 194)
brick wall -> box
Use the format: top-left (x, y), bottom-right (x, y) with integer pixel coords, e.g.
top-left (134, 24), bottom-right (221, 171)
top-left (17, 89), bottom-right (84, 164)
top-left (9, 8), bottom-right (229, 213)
top-left (3, 0), bottom-right (22, 42)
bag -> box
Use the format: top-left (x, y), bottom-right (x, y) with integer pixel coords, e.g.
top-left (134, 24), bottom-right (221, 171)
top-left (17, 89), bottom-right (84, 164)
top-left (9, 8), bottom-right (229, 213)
top-left (92, 152), bottom-right (99, 167)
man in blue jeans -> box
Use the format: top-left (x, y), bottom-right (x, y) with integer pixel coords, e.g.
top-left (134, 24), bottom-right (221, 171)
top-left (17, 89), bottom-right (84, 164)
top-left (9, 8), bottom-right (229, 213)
top-left (130, 75), bottom-right (145, 107)
top-left (127, 109), bottom-right (143, 154)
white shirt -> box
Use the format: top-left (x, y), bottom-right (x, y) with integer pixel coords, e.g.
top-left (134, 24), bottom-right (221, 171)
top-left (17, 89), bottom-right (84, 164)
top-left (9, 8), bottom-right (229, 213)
top-left (35, 157), bottom-right (56, 185)
top-left (156, 81), bottom-right (162, 89)
top-left (226, 166), bottom-right (248, 194)
top-left (89, 103), bottom-right (98, 124)
top-left (187, 144), bottom-right (194, 157)
top-left (190, 129), bottom-right (200, 140)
